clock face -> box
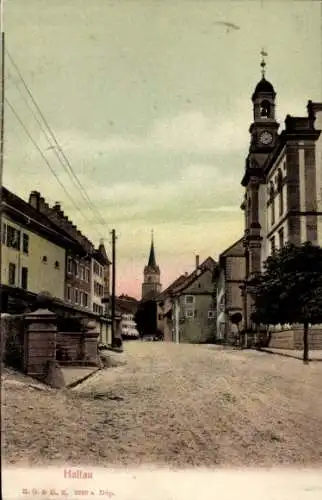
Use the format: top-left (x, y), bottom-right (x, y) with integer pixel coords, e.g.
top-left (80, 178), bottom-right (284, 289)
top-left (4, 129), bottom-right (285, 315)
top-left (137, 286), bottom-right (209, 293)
top-left (259, 131), bottom-right (273, 145)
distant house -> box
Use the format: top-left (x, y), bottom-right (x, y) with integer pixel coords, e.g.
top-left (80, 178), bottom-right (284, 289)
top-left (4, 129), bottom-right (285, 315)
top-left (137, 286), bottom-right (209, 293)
top-left (116, 295), bottom-right (139, 339)
top-left (156, 274), bottom-right (187, 341)
top-left (216, 238), bottom-right (245, 342)
top-left (157, 256), bottom-right (218, 343)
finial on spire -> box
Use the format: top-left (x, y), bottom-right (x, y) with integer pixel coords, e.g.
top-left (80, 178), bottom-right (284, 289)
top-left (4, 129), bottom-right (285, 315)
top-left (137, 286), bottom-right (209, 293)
top-left (260, 48), bottom-right (268, 78)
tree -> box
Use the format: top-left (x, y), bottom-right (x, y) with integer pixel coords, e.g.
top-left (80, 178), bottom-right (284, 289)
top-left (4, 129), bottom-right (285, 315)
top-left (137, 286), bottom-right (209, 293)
top-left (249, 242), bottom-right (322, 364)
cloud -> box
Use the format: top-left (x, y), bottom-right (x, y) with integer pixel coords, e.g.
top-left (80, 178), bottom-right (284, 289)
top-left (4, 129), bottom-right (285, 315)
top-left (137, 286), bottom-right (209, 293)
top-left (196, 205), bottom-right (241, 213)
top-left (44, 103), bottom-right (250, 161)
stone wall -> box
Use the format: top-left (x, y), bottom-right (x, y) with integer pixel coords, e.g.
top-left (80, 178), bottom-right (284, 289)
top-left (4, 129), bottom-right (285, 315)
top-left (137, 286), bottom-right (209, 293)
top-left (1, 313), bottom-right (25, 369)
top-left (56, 332), bottom-right (84, 363)
top-left (269, 326), bottom-right (322, 349)
top-left (2, 308), bottom-right (100, 382)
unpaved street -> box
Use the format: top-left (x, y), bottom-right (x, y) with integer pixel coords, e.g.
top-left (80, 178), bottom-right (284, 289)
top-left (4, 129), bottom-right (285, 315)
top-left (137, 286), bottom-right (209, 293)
top-left (3, 342), bottom-right (322, 467)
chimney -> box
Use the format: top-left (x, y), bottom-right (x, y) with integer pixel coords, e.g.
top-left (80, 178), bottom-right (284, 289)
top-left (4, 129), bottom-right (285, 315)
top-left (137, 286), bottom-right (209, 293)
top-left (196, 254), bottom-right (200, 269)
top-left (29, 191), bottom-right (40, 210)
top-left (53, 202), bottom-right (65, 218)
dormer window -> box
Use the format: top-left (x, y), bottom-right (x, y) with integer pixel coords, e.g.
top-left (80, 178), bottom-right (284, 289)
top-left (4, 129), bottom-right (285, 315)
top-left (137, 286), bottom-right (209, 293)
top-left (55, 261), bottom-right (60, 269)
top-left (42, 256), bottom-right (48, 263)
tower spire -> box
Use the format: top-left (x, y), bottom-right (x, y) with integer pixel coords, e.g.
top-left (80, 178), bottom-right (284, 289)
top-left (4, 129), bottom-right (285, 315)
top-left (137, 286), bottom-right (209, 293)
top-left (148, 230), bottom-right (157, 268)
top-left (260, 48), bottom-right (268, 79)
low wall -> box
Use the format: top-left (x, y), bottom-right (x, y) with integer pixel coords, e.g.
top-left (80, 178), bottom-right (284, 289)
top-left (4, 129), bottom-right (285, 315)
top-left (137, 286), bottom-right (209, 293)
top-left (56, 332), bottom-right (84, 364)
top-left (269, 327), bottom-right (322, 350)
top-left (1, 313), bottom-right (25, 369)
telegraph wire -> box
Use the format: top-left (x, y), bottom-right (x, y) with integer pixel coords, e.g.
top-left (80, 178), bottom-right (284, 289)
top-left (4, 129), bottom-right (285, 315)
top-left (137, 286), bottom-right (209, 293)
top-left (6, 49), bottom-right (109, 236)
top-left (5, 97), bottom-right (97, 230)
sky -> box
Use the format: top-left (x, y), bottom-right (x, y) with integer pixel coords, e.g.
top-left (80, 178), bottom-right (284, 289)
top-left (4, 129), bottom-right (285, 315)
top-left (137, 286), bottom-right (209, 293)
top-left (3, 0), bottom-right (322, 298)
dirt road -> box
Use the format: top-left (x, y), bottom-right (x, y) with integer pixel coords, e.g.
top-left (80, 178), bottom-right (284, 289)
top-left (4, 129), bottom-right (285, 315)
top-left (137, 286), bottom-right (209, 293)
top-left (3, 342), bottom-right (322, 467)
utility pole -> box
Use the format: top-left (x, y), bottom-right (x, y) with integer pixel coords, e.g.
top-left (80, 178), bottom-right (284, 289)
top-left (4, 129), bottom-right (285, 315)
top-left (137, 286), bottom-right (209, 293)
top-left (0, 0), bottom-right (5, 297)
top-left (111, 229), bottom-right (116, 346)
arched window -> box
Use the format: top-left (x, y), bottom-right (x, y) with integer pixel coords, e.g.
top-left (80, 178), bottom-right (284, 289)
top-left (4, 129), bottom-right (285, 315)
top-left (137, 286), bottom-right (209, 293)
top-left (260, 100), bottom-right (271, 118)
top-left (277, 169), bottom-right (283, 216)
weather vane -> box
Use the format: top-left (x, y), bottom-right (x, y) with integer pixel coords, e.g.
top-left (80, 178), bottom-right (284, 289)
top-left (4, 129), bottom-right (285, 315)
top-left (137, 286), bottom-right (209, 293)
top-left (260, 48), bottom-right (268, 78)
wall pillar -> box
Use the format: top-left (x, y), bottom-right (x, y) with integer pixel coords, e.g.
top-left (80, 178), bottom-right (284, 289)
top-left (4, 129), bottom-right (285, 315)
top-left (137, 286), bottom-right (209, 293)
top-left (83, 321), bottom-right (100, 365)
top-left (24, 308), bottom-right (57, 380)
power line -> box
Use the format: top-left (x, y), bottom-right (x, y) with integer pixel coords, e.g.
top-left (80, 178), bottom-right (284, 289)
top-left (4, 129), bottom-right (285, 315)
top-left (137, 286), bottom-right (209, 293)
top-left (5, 97), bottom-right (95, 227)
top-left (6, 49), bottom-right (109, 236)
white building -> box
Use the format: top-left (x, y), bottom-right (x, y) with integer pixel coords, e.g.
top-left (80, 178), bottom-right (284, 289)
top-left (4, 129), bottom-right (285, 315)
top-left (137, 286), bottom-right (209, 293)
top-left (121, 312), bottom-right (139, 338)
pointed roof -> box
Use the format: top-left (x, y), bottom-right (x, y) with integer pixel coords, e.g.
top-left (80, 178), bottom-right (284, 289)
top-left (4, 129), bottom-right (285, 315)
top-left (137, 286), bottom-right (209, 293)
top-left (219, 237), bottom-right (245, 259)
top-left (93, 239), bottom-right (111, 266)
top-left (146, 230), bottom-right (158, 269)
top-left (156, 274), bottom-right (187, 300)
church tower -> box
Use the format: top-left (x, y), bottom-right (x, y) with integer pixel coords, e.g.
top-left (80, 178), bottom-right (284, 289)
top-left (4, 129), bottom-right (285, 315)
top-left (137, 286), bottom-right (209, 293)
top-left (241, 50), bottom-right (279, 330)
top-left (141, 231), bottom-right (161, 300)
top-left (242, 50), bottom-right (279, 278)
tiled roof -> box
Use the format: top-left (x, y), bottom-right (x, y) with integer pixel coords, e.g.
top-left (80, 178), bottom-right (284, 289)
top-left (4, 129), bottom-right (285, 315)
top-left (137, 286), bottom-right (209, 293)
top-left (156, 275), bottom-right (187, 300)
top-left (1, 187), bottom-right (82, 250)
top-left (158, 257), bottom-right (217, 298)
top-left (115, 296), bottom-right (139, 314)
top-left (219, 237), bottom-right (245, 259)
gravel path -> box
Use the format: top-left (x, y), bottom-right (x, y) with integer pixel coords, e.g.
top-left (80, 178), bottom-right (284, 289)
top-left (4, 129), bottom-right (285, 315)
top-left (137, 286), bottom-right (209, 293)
top-left (3, 342), bottom-right (322, 467)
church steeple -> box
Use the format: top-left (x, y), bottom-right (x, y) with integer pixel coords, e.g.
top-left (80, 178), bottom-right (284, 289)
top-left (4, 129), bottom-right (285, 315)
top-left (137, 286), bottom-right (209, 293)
top-left (148, 230), bottom-right (157, 268)
top-left (141, 230), bottom-right (162, 300)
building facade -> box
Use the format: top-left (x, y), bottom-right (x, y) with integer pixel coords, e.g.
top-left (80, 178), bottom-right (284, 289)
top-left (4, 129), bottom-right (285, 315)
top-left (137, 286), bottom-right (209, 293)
top-left (1, 188), bottom-right (79, 309)
top-left (91, 242), bottom-right (111, 315)
top-left (241, 63), bottom-right (322, 330)
top-left (216, 238), bottom-right (245, 342)
top-left (157, 256), bottom-right (218, 344)
top-left (0, 187), bottom-right (113, 340)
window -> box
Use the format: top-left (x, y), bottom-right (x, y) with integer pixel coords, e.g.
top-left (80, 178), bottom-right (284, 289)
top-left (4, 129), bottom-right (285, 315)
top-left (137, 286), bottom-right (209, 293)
top-left (2, 223), bottom-right (6, 244)
top-left (54, 260), bottom-right (60, 269)
top-left (21, 267), bottom-right (28, 290)
top-left (94, 302), bottom-right (102, 314)
top-left (260, 99), bottom-right (271, 118)
top-left (270, 236), bottom-right (276, 255)
top-left (67, 257), bottom-right (73, 274)
top-left (94, 262), bottom-right (99, 276)
top-left (85, 268), bottom-right (90, 283)
top-left (269, 182), bottom-right (275, 225)
top-left (8, 262), bottom-right (16, 285)
top-left (42, 255), bottom-right (48, 263)
top-left (277, 169), bottom-right (284, 216)
top-left (185, 295), bottom-right (195, 305)
top-left (22, 234), bottom-right (29, 254)
top-left (279, 228), bottom-right (284, 249)
top-left (208, 310), bottom-right (216, 319)
top-left (7, 225), bottom-right (20, 250)
top-left (80, 266), bottom-right (85, 281)
top-left (185, 309), bottom-right (194, 319)
top-left (75, 262), bottom-right (79, 277)
top-left (75, 288), bottom-right (79, 304)
top-left (67, 285), bottom-right (72, 301)
top-left (81, 292), bottom-right (88, 308)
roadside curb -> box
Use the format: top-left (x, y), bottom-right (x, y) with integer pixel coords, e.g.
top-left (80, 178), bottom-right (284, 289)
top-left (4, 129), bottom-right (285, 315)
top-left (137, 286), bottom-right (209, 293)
top-left (66, 367), bottom-right (101, 389)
